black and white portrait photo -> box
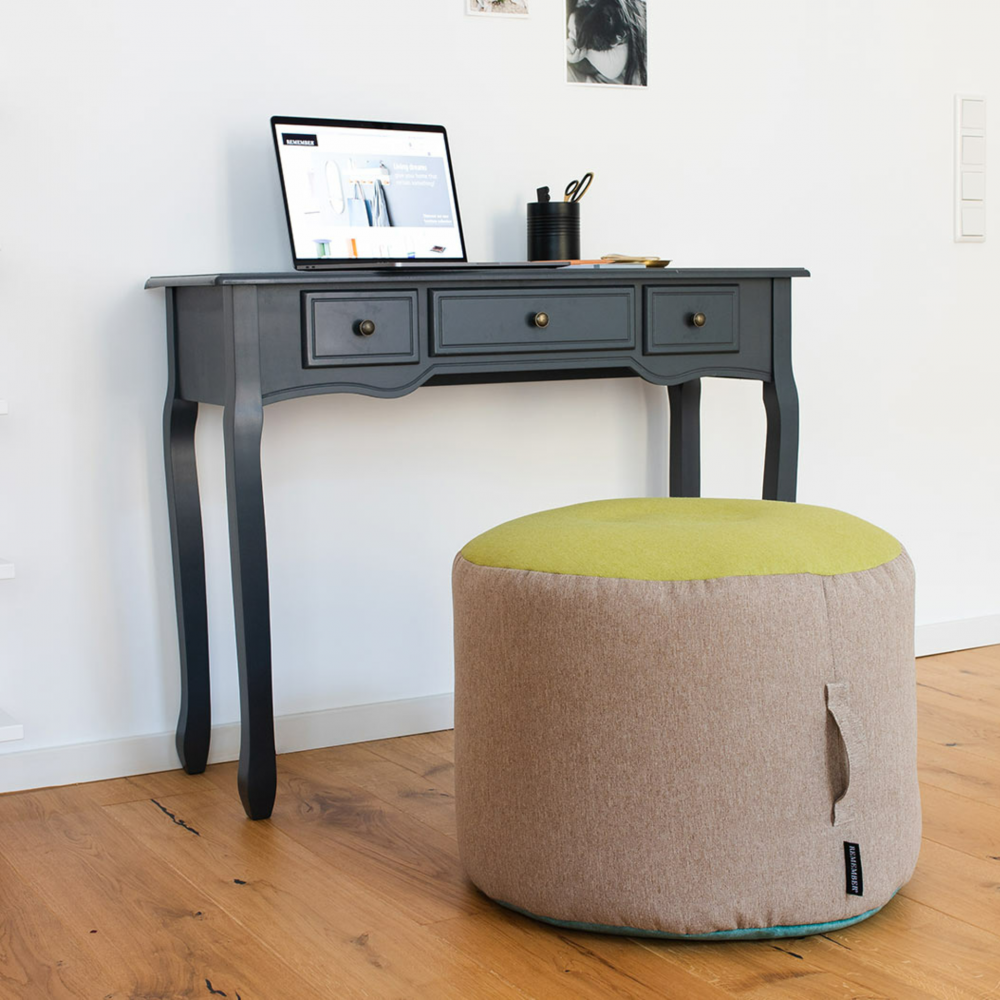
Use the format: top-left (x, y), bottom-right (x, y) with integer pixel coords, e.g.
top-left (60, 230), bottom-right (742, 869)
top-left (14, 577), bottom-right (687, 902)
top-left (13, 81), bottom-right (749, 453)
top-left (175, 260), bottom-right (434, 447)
top-left (566, 0), bottom-right (647, 87)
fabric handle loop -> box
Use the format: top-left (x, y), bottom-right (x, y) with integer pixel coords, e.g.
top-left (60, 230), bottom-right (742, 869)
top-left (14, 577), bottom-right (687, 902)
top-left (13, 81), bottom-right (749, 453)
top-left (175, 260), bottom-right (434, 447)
top-left (826, 681), bottom-right (867, 827)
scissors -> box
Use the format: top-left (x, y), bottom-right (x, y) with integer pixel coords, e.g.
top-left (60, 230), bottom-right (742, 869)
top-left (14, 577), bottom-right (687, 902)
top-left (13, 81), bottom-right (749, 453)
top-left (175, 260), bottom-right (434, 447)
top-left (564, 172), bottom-right (594, 203)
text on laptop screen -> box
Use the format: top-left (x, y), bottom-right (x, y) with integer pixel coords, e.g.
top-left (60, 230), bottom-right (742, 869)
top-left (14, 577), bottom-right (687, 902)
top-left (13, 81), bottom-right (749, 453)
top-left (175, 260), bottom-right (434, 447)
top-left (273, 121), bottom-right (465, 262)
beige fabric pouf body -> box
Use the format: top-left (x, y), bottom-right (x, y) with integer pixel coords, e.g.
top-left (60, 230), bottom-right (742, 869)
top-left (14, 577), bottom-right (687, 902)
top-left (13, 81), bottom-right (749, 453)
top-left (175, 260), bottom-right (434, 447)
top-left (453, 498), bottom-right (920, 940)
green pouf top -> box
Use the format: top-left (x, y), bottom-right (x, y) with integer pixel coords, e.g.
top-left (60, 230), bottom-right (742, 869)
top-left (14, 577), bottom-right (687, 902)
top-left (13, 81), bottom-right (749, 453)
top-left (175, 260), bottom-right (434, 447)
top-left (460, 498), bottom-right (902, 581)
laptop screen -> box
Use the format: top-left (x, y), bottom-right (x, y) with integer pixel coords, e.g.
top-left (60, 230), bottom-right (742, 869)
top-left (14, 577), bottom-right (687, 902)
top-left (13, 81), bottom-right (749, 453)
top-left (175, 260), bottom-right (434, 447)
top-left (271, 116), bottom-right (467, 267)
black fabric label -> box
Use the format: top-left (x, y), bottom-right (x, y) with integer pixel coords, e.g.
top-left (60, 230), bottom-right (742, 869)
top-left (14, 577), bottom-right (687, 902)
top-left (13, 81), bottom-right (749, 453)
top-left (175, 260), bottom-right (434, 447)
top-left (844, 841), bottom-right (864, 896)
top-left (281, 133), bottom-right (317, 146)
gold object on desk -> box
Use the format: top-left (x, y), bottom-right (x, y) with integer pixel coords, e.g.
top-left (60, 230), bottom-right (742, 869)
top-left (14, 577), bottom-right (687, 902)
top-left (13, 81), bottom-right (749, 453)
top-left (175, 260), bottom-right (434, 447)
top-left (602, 254), bottom-right (673, 267)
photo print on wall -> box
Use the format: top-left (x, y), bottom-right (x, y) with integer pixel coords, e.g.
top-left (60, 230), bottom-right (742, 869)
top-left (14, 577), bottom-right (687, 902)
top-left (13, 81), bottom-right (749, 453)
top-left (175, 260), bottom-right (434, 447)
top-left (566, 0), bottom-right (647, 87)
top-left (468, 0), bottom-right (529, 16)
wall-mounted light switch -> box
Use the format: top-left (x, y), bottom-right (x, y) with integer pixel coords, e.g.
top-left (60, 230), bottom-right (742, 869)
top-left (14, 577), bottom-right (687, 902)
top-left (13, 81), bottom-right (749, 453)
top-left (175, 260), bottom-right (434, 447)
top-left (0, 708), bottom-right (24, 743)
top-left (956, 95), bottom-right (986, 242)
top-left (0, 405), bottom-right (11, 584)
top-left (962, 135), bottom-right (986, 165)
top-left (962, 99), bottom-right (987, 130)
top-left (962, 206), bottom-right (986, 237)
top-left (962, 171), bottom-right (986, 200)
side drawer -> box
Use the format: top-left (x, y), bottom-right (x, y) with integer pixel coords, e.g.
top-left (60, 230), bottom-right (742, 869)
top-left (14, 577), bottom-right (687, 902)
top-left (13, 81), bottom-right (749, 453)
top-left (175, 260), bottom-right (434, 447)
top-left (303, 290), bottom-right (419, 367)
top-left (431, 287), bottom-right (634, 355)
top-left (644, 286), bottom-right (740, 354)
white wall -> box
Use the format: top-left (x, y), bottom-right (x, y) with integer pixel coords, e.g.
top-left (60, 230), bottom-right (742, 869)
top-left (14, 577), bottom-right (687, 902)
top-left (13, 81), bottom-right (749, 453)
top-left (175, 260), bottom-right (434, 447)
top-left (2, 1), bottom-right (998, 786)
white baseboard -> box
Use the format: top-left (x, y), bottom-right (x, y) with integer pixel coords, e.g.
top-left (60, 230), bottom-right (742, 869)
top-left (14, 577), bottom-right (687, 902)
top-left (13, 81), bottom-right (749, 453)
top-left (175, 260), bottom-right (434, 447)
top-left (0, 693), bottom-right (454, 796)
top-left (915, 614), bottom-right (1000, 658)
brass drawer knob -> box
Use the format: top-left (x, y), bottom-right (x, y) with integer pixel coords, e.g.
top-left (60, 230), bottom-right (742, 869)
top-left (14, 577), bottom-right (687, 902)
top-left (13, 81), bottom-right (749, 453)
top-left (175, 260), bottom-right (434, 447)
top-left (534, 312), bottom-right (550, 329)
top-left (357, 319), bottom-right (376, 337)
top-left (692, 312), bottom-right (707, 328)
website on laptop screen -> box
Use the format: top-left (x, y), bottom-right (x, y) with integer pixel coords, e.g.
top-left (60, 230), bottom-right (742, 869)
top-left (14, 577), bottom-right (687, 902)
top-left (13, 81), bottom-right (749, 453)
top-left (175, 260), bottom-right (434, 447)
top-left (273, 120), bottom-right (465, 263)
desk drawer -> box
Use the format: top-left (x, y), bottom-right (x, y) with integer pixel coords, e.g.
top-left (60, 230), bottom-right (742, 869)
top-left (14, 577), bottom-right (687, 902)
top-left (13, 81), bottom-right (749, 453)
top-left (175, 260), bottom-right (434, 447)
top-left (644, 286), bottom-right (740, 354)
top-left (431, 287), bottom-right (634, 355)
top-left (303, 290), bottom-right (419, 367)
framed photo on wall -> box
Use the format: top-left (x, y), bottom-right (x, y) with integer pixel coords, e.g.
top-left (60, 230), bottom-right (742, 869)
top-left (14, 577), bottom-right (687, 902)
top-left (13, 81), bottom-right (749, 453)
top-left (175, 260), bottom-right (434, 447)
top-left (566, 0), bottom-right (647, 87)
top-left (467, 0), bottom-right (530, 16)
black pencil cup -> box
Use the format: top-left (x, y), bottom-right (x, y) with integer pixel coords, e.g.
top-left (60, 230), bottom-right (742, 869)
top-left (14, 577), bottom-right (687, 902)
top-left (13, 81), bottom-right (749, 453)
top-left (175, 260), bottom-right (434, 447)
top-left (527, 200), bottom-right (580, 261)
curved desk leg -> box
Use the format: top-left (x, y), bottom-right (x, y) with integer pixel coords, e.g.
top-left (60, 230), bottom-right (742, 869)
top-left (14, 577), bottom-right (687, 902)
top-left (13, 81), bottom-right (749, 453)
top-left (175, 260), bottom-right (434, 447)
top-left (668, 379), bottom-right (702, 497)
top-left (223, 286), bottom-right (276, 820)
top-left (163, 289), bottom-right (211, 774)
top-left (763, 278), bottom-right (799, 502)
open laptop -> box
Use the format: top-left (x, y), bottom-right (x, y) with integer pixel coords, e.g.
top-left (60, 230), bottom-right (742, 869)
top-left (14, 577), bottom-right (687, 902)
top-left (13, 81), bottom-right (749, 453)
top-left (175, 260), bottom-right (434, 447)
top-left (271, 115), bottom-right (563, 271)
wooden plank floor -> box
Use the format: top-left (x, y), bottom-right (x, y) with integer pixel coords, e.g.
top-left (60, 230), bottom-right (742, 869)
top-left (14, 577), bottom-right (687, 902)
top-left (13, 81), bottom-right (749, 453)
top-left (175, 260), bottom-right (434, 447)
top-left (1, 647), bottom-right (998, 999)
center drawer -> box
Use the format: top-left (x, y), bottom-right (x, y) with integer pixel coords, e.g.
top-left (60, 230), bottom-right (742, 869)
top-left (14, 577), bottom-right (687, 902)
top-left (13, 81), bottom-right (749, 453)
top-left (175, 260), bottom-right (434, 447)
top-left (431, 287), bottom-right (635, 355)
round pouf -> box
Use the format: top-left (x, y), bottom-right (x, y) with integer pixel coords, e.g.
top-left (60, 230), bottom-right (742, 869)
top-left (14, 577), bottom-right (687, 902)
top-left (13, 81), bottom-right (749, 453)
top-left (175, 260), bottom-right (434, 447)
top-left (452, 498), bottom-right (920, 941)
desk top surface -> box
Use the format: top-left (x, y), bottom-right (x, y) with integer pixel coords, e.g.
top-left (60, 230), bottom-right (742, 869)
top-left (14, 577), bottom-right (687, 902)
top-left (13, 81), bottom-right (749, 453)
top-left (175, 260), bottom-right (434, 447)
top-left (146, 268), bottom-right (811, 289)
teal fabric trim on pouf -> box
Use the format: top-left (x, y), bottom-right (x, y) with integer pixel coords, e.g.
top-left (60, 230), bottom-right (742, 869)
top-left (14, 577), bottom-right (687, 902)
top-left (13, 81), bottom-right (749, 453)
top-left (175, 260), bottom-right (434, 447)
top-left (496, 894), bottom-right (898, 941)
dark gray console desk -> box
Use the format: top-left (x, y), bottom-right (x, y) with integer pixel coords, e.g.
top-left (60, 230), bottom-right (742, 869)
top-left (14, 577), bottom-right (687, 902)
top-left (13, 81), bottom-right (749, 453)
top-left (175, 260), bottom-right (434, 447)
top-left (147, 266), bottom-right (809, 819)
